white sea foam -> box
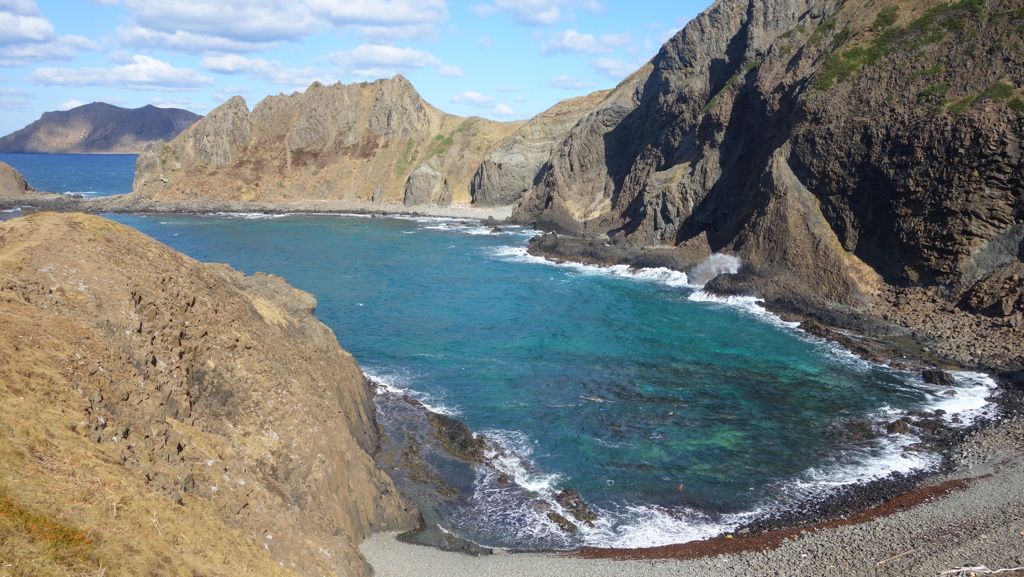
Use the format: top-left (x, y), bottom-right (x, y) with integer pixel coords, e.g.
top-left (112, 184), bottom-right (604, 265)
top-left (210, 212), bottom-right (289, 220)
top-left (687, 290), bottom-right (801, 329)
top-left (486, 246), bottom-right (691, 289)
top-left (363, 369), bottom-right (461, 416)
top-left (923, 371), bottom-right (999, 425)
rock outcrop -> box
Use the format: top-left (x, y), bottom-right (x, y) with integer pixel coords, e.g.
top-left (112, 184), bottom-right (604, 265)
top-left (0, 102), bottom-right (200, 154)
top-left (0, 161), bottom-right (32, 195)
top-left (0, 212), bottom-right (418, 576)
top-left (127, 76), bottom-right (604, 209)
top-left (512, 0), bottom-right (1024, 312)
top-left (469, 90), bottom-right (610, 207)
top-left (129, 77), bottom-right (524, 207)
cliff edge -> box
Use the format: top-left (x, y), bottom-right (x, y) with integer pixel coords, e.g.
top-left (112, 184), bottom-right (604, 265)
top-left (0, 212), bottom-right (418, 576)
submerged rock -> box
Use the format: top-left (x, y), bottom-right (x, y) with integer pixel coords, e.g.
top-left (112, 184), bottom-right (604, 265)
top-left (426, 412), bottom-right (486, 463)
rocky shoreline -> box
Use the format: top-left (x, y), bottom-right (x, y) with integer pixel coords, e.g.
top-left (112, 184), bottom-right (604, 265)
top-left (3, 193), bottom-right (1023, 574)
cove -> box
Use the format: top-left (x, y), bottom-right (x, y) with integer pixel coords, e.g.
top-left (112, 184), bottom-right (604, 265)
top-left (108, 212), bottom-right (995, 550)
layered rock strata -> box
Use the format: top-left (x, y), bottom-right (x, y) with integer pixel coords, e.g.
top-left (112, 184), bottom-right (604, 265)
top-left (0, 212), bottom-right (418, 576)
top-left (512, 0), bottom-right (1024, 320)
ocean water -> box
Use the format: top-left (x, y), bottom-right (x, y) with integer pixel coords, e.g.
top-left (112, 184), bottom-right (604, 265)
top-left (0, 153), bottom-right (136, 196)
top-left (107, 212), bottom-right (997, 550)
top-left (5, 155), bottom-right (998, 550)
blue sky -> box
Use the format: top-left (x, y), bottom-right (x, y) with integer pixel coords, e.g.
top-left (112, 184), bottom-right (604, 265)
top-left (0, 0), bottom-right (713, 136)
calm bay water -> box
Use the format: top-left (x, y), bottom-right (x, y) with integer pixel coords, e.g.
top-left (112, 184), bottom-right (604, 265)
top-left (4, 154), bottom-right (996, 549)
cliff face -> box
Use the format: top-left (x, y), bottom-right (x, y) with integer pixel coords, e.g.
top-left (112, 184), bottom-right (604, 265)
top-left (0, 161), bottom-right (33, 195)
top-left (513, 0), bottom-right (1024, 308)
top-left (0, 212), bottom-right (417, 576)
top-left (131, 77), bottom-right (524, 206)
top-left (469, 90), bottom-right (611, 207)
top-left (0, 102), bottom-right (200, 154)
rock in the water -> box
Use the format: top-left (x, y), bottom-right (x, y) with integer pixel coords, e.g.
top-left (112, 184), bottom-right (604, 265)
top-left (546, 511), bottom-right (579, 533)
top-left (922, 369), bottom-right (957, 388)
top-left (554, 488), bottom-right (598, 526)
top-left (427, 412), bottom-right (486, 462)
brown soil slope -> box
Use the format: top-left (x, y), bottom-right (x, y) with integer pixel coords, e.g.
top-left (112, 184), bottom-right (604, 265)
top-left (0, 212), bottom-right (418, 576)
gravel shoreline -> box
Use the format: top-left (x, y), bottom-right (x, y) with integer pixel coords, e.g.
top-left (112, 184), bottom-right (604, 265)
top-left (363, 414), bottom-right (1024, 576)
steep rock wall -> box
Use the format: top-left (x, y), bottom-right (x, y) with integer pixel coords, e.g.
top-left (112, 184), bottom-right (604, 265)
top-left (0, 212), bottom-right (418, 576)
top-left (514, 0), bottom-right (1024, 307)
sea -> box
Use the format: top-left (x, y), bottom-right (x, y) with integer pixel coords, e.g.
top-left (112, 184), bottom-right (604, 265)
top-left (0, 154), bottom-right (1000, 550)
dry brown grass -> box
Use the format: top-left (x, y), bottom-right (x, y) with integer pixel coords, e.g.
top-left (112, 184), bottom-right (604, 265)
top-left (0, 300), bottom-right (301, 577)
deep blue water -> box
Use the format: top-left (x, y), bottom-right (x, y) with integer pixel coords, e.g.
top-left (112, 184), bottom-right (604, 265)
top-left (3, 154), bottom-right (996, 549)
top-left (0, 153), bottom-right (136, 196)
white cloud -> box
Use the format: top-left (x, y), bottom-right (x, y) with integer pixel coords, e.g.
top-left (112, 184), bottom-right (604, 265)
top-left (492, 103), bottom-right (514, 116)
top-left (0, 11), bottom-right (54, 44)
top-left (592, 57), bottom-right (636, 79)
top-left (0, 87), bottom-right (33, 110)
top-left (329, 44), bottom-right (441, 78)
top-left (0, 0), bottom-right (43, 16)
top-left (477, 35), bottom-right (494, 48)
top-left (549, 75), bottom-right (593, 89)
top-left (59, 98), bottom-right (85, 110)
top-left (124, 0), bottom-right (319, 43)
top-left (118, 26), bottom-right (277, 53)
top-left (472, 0), bottom-right (599, 26)
top-left (304, 0), bottom-right (447, 29)
top-left (150, 96), bottom-right (207, 111)
top-left (31, 54), bottom-right (215, 91)
top-left (541, 29), bottom-right (629, 55)
top-left (201, 54), bottom-right (327, 85)
top-left (0, 35), bottom-right (99, 67)
top-left (452, 90), bottom-right (493, 107)
top-left (437, 65), bottom-right (462, 77)
top-left (118, 0), bottom-right (449, 48)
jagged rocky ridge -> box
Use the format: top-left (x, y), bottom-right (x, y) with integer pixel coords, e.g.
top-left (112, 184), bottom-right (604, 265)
top-left (0, 102), bottom-right (200, 154)
top-left (513, 0), bottom-right (1024, 326)
top-left (128, 76), bottom-right (600, 208)
top-left (0, 212), bottom-right (418, 576)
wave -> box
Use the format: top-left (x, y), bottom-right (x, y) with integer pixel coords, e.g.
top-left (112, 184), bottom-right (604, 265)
top-left (364, 369), bottom-right (461, 416)
top-left (487, 246), bottom-right (691, 289)
top-left (210, 212), bottom-right (290, 220)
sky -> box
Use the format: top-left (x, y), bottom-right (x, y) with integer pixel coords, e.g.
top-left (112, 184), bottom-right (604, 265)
top-left (0, 0), bottom-right (715, 136)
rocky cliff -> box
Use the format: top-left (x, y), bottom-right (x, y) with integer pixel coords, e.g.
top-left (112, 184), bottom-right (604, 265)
top-left (0, 161), bottom-right (33, 195)
top-left (130, 77), bottom-right (515, 206)
top-left (0, 212), bottom-right (418, 576)
top-left (0, 102), bottom-right (200, 154)
top-left (128, 76), bottom-right (601, 208)
top-left (513, 0), bottom-right (1024, 315)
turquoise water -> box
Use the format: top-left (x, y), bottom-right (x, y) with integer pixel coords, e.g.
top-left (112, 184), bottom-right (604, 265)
top-left (107, 211), bottom-right (996, 549)
top-left (3, 154), bottom-right (996, 549)
top-left (0, 153), bottom-right (136, 196)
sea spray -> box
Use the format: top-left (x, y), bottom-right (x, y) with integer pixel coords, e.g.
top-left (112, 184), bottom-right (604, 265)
top-left (688, 252), bottom-right (742, 286)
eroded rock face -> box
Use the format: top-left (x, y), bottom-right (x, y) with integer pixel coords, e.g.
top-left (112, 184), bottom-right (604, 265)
top-left (513, 0), bottom-right (1024, 308)
top-left (131, 76), bottom-right (524, 207)
top-left (0, 212), bottom-right (418, 577)
top-left (0, 162), bottom-right (32, 195)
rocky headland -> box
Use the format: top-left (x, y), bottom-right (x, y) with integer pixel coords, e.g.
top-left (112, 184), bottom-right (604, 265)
top-left (0, 212), bottom-right (418, 576)
top-left (123, 76), bottom-right (600, 210)
top-left (0, 102), bottom-right (200, 154)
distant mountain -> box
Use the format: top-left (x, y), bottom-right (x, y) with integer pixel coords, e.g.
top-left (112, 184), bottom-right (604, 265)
top-left (0, 102), bottom-right (201, 154)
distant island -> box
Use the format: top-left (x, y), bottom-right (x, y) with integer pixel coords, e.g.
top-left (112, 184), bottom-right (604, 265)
top-left (0, 102), bottom-right (201, 154)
